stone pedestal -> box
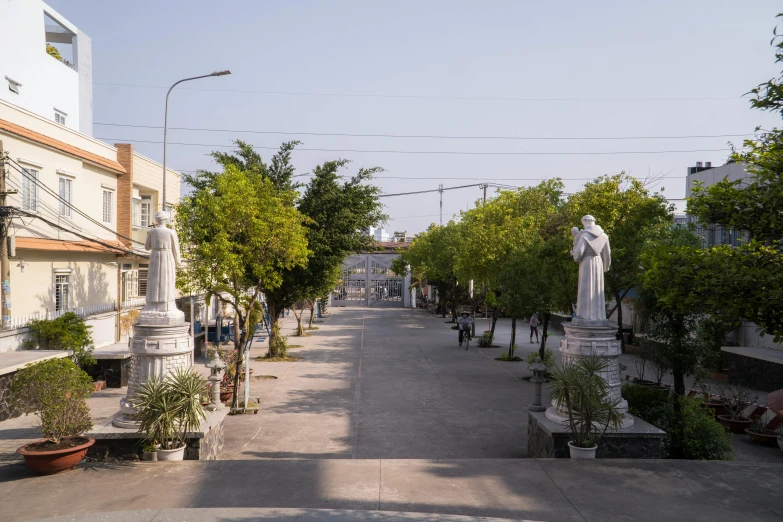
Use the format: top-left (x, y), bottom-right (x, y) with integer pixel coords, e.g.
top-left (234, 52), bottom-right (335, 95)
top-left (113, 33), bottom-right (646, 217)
top-left (112, 320), bottom-right (193, 429)
top-left (528, 410), bottom-right (665, 458)
top-left (545, 320), bottom-right (634, 428)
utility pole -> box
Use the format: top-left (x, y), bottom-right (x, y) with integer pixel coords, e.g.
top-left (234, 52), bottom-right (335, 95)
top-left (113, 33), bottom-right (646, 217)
top-left (438, 183), bottom-right (443, 225)
top-left (482, 183), bottom-right (488, 204)
top-left (0, 141), bottom-right (17, 330)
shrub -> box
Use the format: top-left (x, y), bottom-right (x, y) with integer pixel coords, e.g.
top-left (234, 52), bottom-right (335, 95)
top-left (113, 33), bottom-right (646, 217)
top-left (23, 312), bottom-right (95, 369)
top-left (11, 358), bottom-right (93, 443)
top-left (478, 331), bottom-right (494, 347)
top-left (526, 348), bottom-right (556, 368)
top-left (133, 368), bottom-right (207, 450)
top-left (623, 383), bottom-right (733, 460)
top-left (497, 351), bottom-right (522, 361)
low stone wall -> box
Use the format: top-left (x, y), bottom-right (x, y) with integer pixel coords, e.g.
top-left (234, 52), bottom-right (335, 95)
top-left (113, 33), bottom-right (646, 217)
top-left (527, 410), bottom-right (665, 459)
top-left (727, 352), bottom-right (783, 392)
top-left (0, 372), bottom-right (22, 421)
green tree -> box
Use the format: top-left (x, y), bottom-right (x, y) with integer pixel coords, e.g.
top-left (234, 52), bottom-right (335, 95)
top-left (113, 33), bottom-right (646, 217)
top-left (264, 159), bottom-right (385, 346)
top-left (566, 173), bottom-right (672, 345)
top-left (177, 156), bottom-right (309, 406)
top-left (23, 312), bottom-right (95, 369)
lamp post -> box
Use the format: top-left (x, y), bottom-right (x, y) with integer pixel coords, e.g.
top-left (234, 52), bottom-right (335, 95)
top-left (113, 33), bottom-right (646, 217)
top-left (162, 70), bottom-right (231, 211)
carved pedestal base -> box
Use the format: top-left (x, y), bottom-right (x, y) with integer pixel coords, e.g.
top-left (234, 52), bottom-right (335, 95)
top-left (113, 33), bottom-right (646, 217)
top-left (546, 320), bottom-right (634, 428)
top-left (112, 323), bottom-right (193, 429)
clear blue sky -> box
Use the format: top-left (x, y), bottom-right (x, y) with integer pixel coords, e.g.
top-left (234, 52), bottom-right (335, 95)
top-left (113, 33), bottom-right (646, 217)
top-left (48, 0), bottom-right (782, 234)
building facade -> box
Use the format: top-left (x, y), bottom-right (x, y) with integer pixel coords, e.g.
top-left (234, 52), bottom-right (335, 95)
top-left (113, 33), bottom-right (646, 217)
top-left (0, 100), bottom-right (180, 350)
top-left (0, 1), bottom-right (93, 136)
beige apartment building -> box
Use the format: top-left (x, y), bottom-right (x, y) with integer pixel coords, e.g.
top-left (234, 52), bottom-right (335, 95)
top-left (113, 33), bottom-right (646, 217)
top-left (0, 99), bottom-right (180, 350)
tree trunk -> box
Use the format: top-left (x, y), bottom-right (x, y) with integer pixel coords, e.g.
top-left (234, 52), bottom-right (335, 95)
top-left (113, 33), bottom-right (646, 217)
top-left (615, 289), bottom-right (625, 353)
top-left (509, 317), bottom-right (517, 356)
top-left (672, 369), bottom-right (686, 396)
top-left (267, 303), bottom-right (281, 357)
top-left (308, 305), bottom-right (315, 328)
top-left (293, 303), bottom-right (305, 336)
top-left (490, 309), bottom-right (498, 335)
top-left (539, 312), bottom-right (550, 360)
top-left (231, 315), bottom-right (245, 409)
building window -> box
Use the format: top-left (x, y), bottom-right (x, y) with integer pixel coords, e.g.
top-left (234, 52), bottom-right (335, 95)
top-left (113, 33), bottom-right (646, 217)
top-left (140, 196), bottom-right (151, 227)
top-left (21, 169), bottom-right (39, 212)
top-left (102, 190), bottom-right (113, 223)
top-left (55, 274), bottom-right (70, 312)
top-left (54, 110), bottom-right (66, 125)
top-left (132, 198), bottom-right (140, 227)
top-left (58, 176), bottom-right (72, 217)
top-left (138, 264), bottom-right (148, 297)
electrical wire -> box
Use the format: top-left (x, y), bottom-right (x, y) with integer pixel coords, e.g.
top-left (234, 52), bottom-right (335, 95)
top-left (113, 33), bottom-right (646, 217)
top-left (92, 122), bottom-right (756, 142)
top-left (95, 138), bottom-right (734, 157)
top-left (93, 82), bottom-right (743, 102)
top-left (8, 160), bottom-right (145, 246)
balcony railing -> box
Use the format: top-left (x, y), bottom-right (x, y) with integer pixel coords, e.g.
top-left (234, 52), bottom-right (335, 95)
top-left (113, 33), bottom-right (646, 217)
top-left (3, 298), bottom-right (149, 331)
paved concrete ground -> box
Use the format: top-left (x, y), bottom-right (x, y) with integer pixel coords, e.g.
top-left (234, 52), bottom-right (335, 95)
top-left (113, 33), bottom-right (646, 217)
top-left (1, 308), bottom-right (782, 521)
top-left (0, 459), bottom-right (781, 521)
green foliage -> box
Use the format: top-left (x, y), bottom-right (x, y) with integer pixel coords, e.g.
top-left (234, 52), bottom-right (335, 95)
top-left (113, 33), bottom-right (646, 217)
top-left (566, 173), bottom-right (672, 318)
top-left (497, 351), bottom-right (522, 362)
top-left (11, 358), bottom-right (93, 443)
top-left (478, 331), bottom-right (494, 347)
top-left (264, 158), bottom-right (385, 353)
top-left (526, 348), bottom-right (555, 368)
top-left (133, 369), bottom-right (207, 450)
top-left (23, 312), bottom-right (95, 369)
top-left (548, 355), bottom-right (623, 448)
top-left (623, 384), bottom-right (734, 460)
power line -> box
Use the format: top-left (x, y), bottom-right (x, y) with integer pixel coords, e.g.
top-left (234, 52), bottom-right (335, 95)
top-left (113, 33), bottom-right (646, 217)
top-left (380, 183), bottom-right (487, 198)
top-left (94, 82), bottom-right (743, 102)
top-left (8, 160), bottom-right (145, 247)
top-left (96, 138), bottom-right (734, 157)
top-left (93, 122), bottom-right (756, 142)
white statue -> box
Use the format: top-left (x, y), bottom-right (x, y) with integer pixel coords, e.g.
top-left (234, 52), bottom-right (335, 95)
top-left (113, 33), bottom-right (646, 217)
top-left (571, 215), bottom-right (611, 322)
top-left (141, 211), bottom-right (183, 322)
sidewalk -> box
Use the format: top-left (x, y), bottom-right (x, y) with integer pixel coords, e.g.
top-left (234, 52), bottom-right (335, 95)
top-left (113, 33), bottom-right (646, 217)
top-left (0, 458), bottom-right (780, 521)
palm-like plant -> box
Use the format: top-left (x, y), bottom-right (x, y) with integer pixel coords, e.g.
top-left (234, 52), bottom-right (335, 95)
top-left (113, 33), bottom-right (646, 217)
top-left (133, 369), bottom-right (207, 450)
top-left (548, 354), bottom-right (624, 448)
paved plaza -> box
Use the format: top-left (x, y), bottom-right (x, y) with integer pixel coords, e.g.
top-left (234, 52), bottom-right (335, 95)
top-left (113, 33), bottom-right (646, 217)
top-left (0, 308), bottom-right (781, 521)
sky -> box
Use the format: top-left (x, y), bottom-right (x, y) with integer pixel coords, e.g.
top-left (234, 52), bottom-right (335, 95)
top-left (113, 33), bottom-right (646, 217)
top-left (48, 0), bottom-right (782, 235)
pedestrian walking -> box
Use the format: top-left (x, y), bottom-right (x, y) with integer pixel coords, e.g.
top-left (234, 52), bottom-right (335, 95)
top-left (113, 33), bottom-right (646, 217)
top-left (529, 313), bottom-right (540, 344)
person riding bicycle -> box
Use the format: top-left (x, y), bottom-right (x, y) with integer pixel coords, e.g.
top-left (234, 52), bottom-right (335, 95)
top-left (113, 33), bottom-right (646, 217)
top-left (457, 312), bottom-right (473, 347)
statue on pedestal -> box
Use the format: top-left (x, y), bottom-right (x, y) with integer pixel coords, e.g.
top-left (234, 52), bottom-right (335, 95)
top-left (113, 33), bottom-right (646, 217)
top-left (570, 215), bottom-right (611, 324)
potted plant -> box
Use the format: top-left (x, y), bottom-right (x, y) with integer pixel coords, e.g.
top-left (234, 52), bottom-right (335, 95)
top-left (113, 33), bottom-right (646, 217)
top-left (716, 384), bottom-right (755, 434)
top-left (744, 418), bottom-right (779, 447)
top-left (11, 358), bottom-right (95, 474)
top-left (142, 443), bottom-right (159, 462)
top-left (548, 354), bottom-right (623, 459)
top-left (133, 368), bottom-right (207, 461)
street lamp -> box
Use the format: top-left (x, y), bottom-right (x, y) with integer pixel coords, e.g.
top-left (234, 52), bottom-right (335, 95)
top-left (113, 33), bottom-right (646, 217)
top-left (162, 70), bottom-right (231, 211)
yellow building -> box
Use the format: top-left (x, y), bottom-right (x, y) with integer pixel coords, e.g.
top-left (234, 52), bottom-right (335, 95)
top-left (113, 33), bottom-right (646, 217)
top-left (0, 99), bottom-right (180, 350)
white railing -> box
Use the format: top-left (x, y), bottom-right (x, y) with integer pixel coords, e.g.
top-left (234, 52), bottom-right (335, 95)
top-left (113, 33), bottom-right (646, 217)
top-left (7, 312), bottom-right (44, 330)
top-left (121, 297), bottom-right (146, 309)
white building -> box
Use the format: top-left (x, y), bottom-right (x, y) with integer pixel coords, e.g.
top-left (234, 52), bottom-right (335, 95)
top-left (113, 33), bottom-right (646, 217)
top-left (367, 226), bottom-right (390, 242)
top-left (0, 2), bottom-right (182, 352)
top-left (0, 1), bottom-right (93, 136)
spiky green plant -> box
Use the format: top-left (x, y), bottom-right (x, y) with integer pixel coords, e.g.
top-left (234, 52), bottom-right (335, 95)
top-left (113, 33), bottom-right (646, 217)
top-left (548, 354), bottom-right (624, 448)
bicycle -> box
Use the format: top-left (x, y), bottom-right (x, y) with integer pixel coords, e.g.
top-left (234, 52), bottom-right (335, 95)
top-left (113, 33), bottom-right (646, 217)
top-left (459, 325), bottom-right (472, 350)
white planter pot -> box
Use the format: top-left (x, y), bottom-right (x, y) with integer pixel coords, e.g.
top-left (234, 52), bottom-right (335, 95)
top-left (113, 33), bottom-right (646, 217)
top-left (568, 441), bottom-right (597, 459)
top-left (157, 445), bottom-right (186, 461)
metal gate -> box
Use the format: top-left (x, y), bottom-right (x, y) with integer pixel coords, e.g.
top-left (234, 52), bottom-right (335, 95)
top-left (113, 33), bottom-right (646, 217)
top-left (331, 254), bottom-right (407, 307)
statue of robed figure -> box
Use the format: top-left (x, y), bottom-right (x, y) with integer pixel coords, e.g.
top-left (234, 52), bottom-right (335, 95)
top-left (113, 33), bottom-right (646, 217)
top-left (570, 215), bottom-right (611, 323)
top-left (140, 211), bottom-right (184, 323)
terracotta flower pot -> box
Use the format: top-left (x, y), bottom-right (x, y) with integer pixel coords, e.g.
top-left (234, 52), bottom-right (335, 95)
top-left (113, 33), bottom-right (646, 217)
top-left (220, 385), bottom-right (234, 403)
top-left (17, 437), bottom-right (95, 475)
top-left (704, 401), bottom-right (728, 417)
top-left (744, 429), bottom-right (780, 447)
top-left (717, 415), bottom-right (752, 434)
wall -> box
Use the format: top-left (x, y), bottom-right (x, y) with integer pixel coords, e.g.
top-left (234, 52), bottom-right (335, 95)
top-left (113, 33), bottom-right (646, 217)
top-left (11, 250), bottom-right (118, 318)
top-left (0, 1), bottom-right (85, 133)
top-left (685, 162), bottom-right (748, 198)
top-left (0, 102), bottom-right (121, 243)
top-left (132, 152), bottom-right (181, 212)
